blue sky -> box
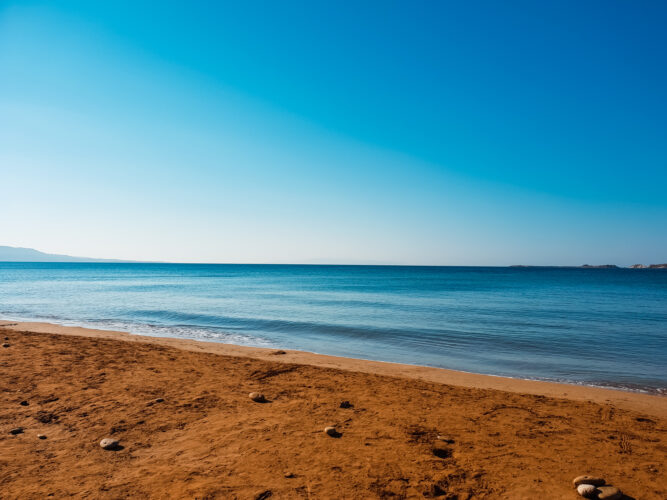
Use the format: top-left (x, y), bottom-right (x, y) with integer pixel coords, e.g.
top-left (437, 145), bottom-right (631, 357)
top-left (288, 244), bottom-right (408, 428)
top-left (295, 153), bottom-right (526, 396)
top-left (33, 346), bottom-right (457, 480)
top-left (1, 1), bottom-right (666, 265)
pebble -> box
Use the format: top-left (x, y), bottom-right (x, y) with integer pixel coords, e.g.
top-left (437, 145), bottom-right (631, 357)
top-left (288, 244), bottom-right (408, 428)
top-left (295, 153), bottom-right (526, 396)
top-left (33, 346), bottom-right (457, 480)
top-left (2, 343), bottom-right (10, 348)
top-left (597, 486), bottom-right (622, 500)
top-left (9, 427), bottom-right (23, 435)
top-left (37, 434), bottom-right (47, 440)
top-left (154, 398), bottom-right (164, 403)
top-left (339, 401), bottom-right (353, 409)
top-left (436, 435), bottom-right (455, 443)
top-left (19, 400), bottom-right (29, 406)
top-left (576, 484), bottom-right (597, 498)
top-left (249, 392), bottom-right (266, 403)
top-left (99, 438), bottom-right (120, 450)
top-left (284, 471), bottom-right (295, 478)
top-left (324, 426), bottom-right (338, 437)
top-left (573, 475), bottom-right (605, 488)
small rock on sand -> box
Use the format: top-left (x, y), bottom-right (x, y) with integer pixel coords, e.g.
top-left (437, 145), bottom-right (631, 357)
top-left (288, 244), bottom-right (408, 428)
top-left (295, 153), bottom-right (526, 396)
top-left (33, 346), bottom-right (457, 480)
top-left (37, 434), bottom-right (47, 440)
top-left (99, 438), bottom-right (120, 450)
top-left (2, 343), bottom-right (10, 348)
top-left (577, 484), bottom-right (597, 498)
top-left (596, 486), bottom-right (622, 500)
top-left (436, 435), bottom-right (455, 443)
top-left (324, 426), bottom-right (338, 437)
top-left (9, 427), bottom-right (23, 435)
top-left (339, 401), bottom-right (353, 409)
top-left (284, 471), bottom-right (295, 478)
top-left (249, 392), bottom-right (266, 403)
top-left (573, 476), bottom-right (605, 488)
top-left (19, 400), bottom-right (29, 406)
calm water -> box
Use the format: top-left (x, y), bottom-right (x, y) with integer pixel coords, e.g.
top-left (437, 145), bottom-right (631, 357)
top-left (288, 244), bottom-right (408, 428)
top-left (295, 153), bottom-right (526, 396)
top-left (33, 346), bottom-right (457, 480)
top-left (1, 263), bottom-right (665, 393)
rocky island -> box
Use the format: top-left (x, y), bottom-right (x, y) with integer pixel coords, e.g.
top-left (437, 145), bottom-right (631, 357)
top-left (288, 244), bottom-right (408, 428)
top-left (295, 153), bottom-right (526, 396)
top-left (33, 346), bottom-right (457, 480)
top-left (510, 264), bottom-right (666, 269)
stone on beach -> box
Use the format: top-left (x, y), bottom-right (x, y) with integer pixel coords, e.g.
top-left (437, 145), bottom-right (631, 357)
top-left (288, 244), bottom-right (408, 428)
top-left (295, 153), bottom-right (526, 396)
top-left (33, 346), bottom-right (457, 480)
top-left (37, 434), bottom-right (47, 440)
top-left (573, 475), bottom-right (605, 488)
top-left (2, 343), bottom-right (10, 348)
top-left (9, 427), bottom-right (23, 435)
top-left (596, 486), bottom-right (622, 500)
top-left (576, 484), bottom-right (597, 498)
top-left (249, 392), bottom-right (266, 403)
top-left (339, 401), bottom-right (353, 408)
top-left (324, 426), bottom-right (338, 437)
top-left (99, 438), bottom-right (120, 450)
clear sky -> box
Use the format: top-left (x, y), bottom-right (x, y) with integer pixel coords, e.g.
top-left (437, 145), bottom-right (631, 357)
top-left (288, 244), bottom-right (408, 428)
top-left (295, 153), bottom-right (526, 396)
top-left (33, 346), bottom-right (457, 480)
top-left (1, 1), bottom-right (666, 265)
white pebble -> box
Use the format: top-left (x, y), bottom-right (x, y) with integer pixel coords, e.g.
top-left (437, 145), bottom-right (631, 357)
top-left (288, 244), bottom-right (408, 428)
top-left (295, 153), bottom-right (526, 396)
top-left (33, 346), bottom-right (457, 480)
top-left (249, 392), bottom-right (266, 402)
top-left (577, 484), bottom-right (597, 498)
top-left (99, 438), bottom-right (119, 450)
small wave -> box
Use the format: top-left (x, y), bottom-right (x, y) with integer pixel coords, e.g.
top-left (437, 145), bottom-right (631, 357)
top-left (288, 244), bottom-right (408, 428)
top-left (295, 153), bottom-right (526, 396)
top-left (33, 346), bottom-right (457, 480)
top-left (0, 313), bottom-right (276, 348)
top-left (88, 319), bottom-right (278, 348)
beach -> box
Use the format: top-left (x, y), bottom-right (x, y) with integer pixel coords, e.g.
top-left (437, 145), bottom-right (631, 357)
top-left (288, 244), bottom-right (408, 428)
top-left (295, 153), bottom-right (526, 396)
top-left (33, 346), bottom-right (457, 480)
top-left (4, 1), bottom-right (666, 498)
top-left (1, 322), bottom-right (665, 499)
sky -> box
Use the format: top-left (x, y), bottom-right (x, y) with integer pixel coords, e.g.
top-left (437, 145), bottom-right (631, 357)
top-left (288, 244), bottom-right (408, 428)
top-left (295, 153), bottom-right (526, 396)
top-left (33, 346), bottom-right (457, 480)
top-left (1, 1), bottom-right (666, 265)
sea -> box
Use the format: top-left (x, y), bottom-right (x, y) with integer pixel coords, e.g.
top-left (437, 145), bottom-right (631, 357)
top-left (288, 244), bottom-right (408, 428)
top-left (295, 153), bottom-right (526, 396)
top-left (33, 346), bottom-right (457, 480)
top-left (1, 263), bottom-right (665, 394)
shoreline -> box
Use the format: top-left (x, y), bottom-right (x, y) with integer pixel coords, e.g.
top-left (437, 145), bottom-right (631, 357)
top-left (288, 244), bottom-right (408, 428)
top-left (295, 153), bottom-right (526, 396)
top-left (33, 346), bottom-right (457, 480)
top-left (1, 317), bottom-right (661, 397)
top-left (3, 320), bottom-right (666, 418)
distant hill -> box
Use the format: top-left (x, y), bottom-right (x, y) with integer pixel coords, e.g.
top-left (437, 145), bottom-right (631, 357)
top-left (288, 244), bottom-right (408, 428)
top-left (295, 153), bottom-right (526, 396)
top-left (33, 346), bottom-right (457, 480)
top-left (0, 246), bottom-right (133, 263)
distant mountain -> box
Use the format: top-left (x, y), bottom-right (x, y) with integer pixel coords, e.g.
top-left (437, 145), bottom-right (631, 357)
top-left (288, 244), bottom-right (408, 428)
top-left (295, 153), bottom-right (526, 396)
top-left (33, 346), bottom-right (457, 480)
top-left (0, 245), bottom-right (133, 263)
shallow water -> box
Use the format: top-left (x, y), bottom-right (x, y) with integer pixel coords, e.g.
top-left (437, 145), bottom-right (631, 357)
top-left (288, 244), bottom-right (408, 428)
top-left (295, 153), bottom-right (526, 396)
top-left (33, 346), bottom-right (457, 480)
top-left (1, 263), bottom-right (665, 393)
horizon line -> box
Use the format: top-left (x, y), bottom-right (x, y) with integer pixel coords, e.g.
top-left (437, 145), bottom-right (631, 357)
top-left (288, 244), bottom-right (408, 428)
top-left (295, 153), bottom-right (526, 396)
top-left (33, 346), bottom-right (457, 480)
top-left (1, 261), bottom-right (665, 269)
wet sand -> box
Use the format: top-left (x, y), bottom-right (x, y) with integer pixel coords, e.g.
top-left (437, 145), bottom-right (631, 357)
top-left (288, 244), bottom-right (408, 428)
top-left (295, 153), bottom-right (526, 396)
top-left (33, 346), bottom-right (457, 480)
top-left (0, 322), bottom-right (665, 498)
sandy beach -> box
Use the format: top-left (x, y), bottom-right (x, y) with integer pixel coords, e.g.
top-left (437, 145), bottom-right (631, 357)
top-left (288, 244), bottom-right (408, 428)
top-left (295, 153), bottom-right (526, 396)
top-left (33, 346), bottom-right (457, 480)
top-left (1, 322), bottom-right (665, 499)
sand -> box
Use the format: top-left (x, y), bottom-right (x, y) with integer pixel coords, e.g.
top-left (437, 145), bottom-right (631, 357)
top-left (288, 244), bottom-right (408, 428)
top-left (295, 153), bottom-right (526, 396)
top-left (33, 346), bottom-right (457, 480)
top-left (0, 322), bottom-right (665, 499)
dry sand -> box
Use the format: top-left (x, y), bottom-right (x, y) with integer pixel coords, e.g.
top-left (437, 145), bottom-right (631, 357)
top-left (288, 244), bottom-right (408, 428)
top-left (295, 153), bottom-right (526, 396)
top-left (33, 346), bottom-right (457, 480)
top-left (0, 322), bottom-right (665, 499)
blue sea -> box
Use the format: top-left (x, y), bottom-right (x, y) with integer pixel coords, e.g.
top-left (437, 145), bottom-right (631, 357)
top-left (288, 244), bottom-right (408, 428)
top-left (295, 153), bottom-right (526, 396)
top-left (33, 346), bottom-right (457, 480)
top-left (1, 263), bottom-right (665, 393)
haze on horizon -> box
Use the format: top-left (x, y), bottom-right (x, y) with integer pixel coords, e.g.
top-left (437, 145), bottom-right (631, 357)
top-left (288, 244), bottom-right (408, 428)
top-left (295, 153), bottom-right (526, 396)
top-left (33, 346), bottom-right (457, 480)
top-left (1, 1), bottom-right (666, 266)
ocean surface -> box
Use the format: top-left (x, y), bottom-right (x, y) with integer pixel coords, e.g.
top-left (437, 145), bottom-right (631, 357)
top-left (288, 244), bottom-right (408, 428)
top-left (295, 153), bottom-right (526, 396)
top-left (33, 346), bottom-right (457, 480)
top-left (1, 263), bottom-right (665, 393)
